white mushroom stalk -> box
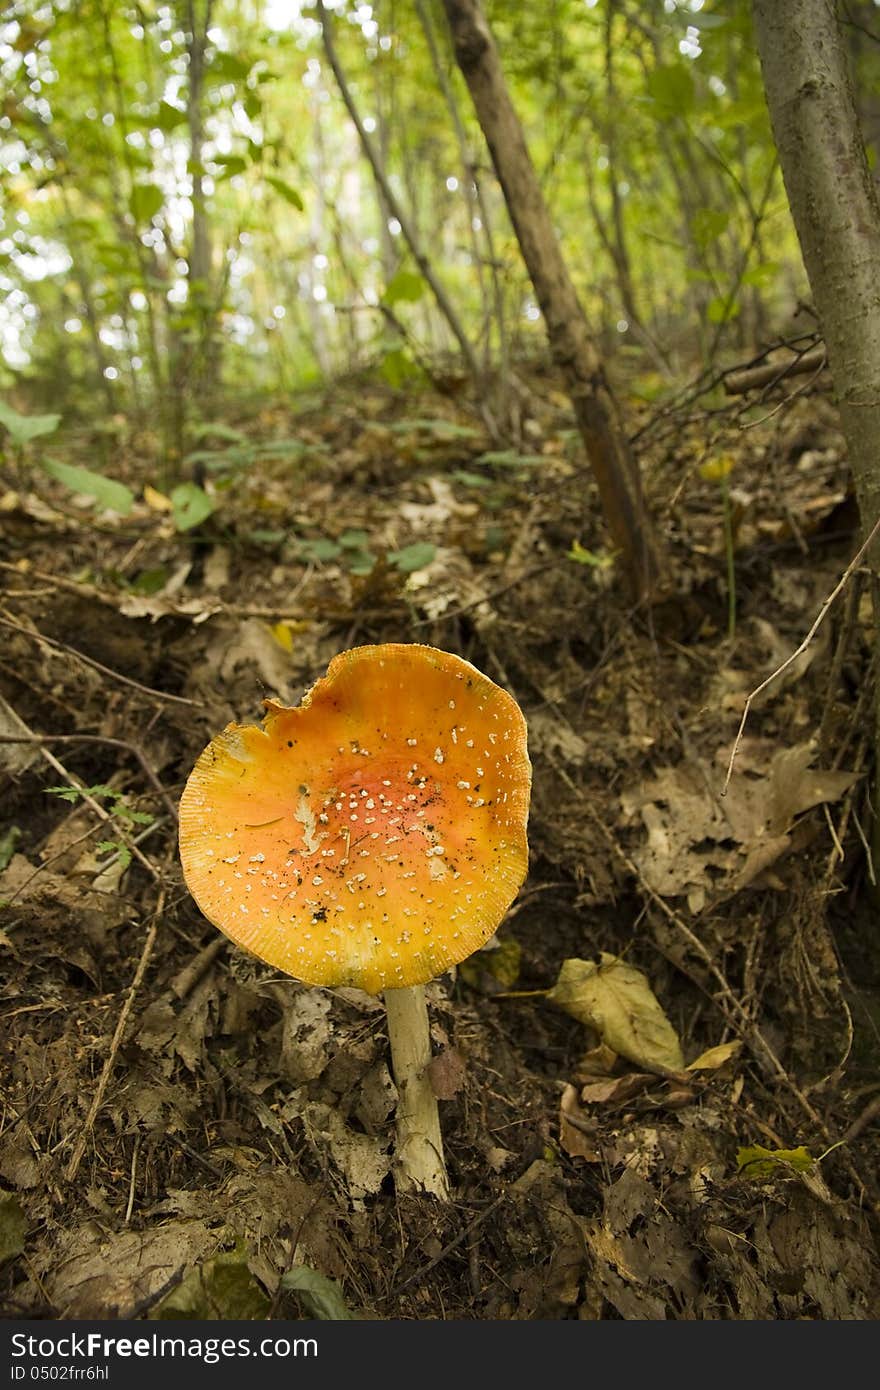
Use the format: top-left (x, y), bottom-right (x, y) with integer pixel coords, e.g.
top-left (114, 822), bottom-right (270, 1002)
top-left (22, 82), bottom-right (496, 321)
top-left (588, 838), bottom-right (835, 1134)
top-left (179, 644), bottom-right (531, 1199)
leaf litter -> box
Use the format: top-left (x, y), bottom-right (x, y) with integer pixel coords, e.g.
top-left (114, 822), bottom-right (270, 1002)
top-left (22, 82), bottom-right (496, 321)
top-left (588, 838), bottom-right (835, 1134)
top-left (1, 375), bottom-right (879, 1320)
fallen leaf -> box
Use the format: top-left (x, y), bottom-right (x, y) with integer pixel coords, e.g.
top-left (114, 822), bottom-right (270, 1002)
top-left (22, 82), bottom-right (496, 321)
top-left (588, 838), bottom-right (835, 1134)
top-left (427, 1046), bottom-right (467, 1100)
top-left (0, 1194), bottom-right (26, 1263)
top-left (547, 954), bottom-right (685, 1072)
top-left (281, 1265), bottom-right (357, 1320)
top-left (151, 1244), bottom-right (270, 1320)
top-left (559, 1083), bottom-right (600, 1161)
top-left (687, 1040), bottom-right (743, 1071)
top-left (579, 1073), bottom-right (654, 1105)
top-left (737, 1144), bottom-right (814, 1179)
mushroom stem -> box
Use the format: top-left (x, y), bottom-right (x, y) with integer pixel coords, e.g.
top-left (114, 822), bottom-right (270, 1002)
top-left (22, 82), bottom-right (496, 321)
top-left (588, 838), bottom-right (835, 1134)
top-left (384, 984), bottom-right (450, 1199)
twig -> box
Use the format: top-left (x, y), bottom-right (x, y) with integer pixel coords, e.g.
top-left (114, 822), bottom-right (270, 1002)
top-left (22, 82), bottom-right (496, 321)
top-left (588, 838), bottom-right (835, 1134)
top-left (25, 740), bottom-right (162, 883)
top-left (723, 514), bottom-right (880, 794)
top-left (0, 612), bottom-right (199, 707)
top-left (64, 879), bottom-right (166, 1182)
top-left (0, 732), bottom-right (179, 822)
top-left (124, 1134), bottom-right (140, 1225)
top-left (390, 1191), bottom-right (509, 1296)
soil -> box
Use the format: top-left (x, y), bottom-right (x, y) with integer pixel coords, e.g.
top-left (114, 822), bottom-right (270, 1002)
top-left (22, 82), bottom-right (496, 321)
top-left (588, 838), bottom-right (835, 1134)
top-left (1, 358), bottom-right (879, 1321)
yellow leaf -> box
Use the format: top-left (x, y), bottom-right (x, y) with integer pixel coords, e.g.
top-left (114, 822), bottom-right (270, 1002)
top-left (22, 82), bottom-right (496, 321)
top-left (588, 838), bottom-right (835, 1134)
top-left (736, 1144), bottom-right (814, 1179)
top-left (547, 953), bottom-right (684, 1072)
top-left (687, 1040), bottom-right (742, 1071)
top-left (699, 453), bottom-right (735, 483)
top-left (143, 484), bottom-right (173, 512)
top-left (270, 621), bottom-right (294, 654)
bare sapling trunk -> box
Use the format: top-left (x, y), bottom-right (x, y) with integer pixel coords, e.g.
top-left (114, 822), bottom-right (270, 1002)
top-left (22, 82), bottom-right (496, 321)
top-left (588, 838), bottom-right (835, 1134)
top-left (317, 0), bottom-right (485, 403)
top-left (441, 0), bottom-right (662, 601)
top-left (752, 0), bottom-right (880, 864)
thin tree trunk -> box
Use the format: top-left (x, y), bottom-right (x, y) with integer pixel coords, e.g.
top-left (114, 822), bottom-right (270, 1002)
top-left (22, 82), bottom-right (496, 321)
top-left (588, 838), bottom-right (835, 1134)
top-left (317, 0), bottom-right (484, 394)
top-left (752, 0), bottom-right (880, 534)
top-left (752, 0), bottom-right (880, 849)
top-left (441, 0), bottom-right (662, 600)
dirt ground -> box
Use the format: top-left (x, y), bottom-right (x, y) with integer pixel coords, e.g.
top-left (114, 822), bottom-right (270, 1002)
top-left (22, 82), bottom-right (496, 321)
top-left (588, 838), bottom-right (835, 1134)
top-left (1, 356), bottom-right (879, 1320)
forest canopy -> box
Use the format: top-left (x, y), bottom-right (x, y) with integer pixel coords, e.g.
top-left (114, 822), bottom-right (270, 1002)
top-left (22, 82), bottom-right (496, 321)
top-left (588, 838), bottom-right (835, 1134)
top-left (1, 0), bottom-right (820, 427)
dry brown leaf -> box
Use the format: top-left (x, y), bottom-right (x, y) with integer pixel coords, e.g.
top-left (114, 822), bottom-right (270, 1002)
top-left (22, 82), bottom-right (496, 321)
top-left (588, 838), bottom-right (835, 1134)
top-left (427, 1046), bottom-right (467, 1100)
top-left (579, 1073), bottom-right (654, 1105)
top-left (559, 1084), bottom-right (600, 1160)
top-left (621, 740), bottom-right (860, 906)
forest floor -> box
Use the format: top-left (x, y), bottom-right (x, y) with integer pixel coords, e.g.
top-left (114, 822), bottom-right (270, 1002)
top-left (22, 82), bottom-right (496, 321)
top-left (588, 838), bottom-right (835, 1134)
top-left (1, 350), bottom-right (879, 1321)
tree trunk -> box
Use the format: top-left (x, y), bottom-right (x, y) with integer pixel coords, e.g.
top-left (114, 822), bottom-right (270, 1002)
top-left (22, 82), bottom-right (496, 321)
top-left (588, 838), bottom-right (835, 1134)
top-left (752, 0), bottom-right (880, 850)
top-left (440, 0), bottom-right (661, 601)
top-left (317, 0), bottom-right (484, 397)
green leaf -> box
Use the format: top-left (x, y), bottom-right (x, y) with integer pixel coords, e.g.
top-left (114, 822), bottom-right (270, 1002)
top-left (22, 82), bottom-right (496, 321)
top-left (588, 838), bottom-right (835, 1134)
top-left (692, 207), bottom-right (729, 252)
top-left (387, 541), bottom-right (436, 573)
top-left (0, 826), bottom-right (21, 871)
top-left (338, 529), bottom-right (370, 549)
top-left (281, 1266), bottom-right (357, 1320)
top-left (154, 100), bottom-right (188, 132)
top-left (741, 261), bottom-right (780, 288)
top-left (383, 269), bottom-right (426, 307)
top-left (737, 1144), bottom-right (814, 1179)
top-left (208, 51), bottom-right (253, 82)
top-left (47, 783), bottom-right (117, 804)
top-left (212, 154), bottom-right (248, 181)
top-left (379, 347), bottom-right (419, 388)
top-left (344, 549), bottom-right (375, 575)
top-left (130, 183), bottom-right (164, 224)
top-left (297, 536), bottom-right (341, 562)
top-left (170, 483), bottom-right (215, 532)
top-left (0, 401), bottom-right (61, 447)
top-left (452, 469), bottom-right (491, 489)
top-left (151, 1247), bottom-right (271, 1321)
top-left (130, 566), bottom-right (169, 595)
top-left (96, 839), bottom-right (132, 870)
top-left (707, 295), bottom-right (739, 325)
top-left (476, 450), bottom-right (545, 468)
top-left (40, 459), bottom-right (134, 515)
top-left (646, 65), bottom-right (695, 115)
top-left (0, 1195), bottom-right (26, 1264)
top-left (188, 421), bottom-right (247, 445)
top-left (567, 540), bottom-right (613, 568)
top-left (265, 175), bottom-right (303, 209)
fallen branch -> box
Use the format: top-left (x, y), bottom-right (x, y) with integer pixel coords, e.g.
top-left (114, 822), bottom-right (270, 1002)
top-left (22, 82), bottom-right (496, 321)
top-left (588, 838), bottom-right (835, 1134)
top-left (723, 344), bottom-right (827, 395)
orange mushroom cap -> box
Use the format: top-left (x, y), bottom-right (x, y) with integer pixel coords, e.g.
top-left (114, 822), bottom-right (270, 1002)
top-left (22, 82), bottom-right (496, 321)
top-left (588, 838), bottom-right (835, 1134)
top-left (179, 644), bottom-right (531, 995)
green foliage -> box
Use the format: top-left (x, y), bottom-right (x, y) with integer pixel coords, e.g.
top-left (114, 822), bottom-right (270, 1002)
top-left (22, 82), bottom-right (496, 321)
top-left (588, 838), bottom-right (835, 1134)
top-left (151, 1245), bottom-right (271, 1321)
top-left (40, 458), bottom-right (135, 515)
top-left (281, 1265), bottom-right (357, 1320)
top-left (383, 269), bottom-right (427, 307)
top-left (737, 1145), bottom-right (815, 1179)
top-left (264, 175), bottom-right (304, 210)
top-left (170, 482), bottom-right (215, 532)
top-left (46, 783), bottom-right (154, 873)
top-left (0, 402), bottom-right (61, 448)
top-left (291, 531), bottom-right (435, 577)
top-left (0, 826), bottom-right (21, 873)
top-left (387, 540), bottom-right (436, 573)
top-left (0, 0), bottom-right (809, 407)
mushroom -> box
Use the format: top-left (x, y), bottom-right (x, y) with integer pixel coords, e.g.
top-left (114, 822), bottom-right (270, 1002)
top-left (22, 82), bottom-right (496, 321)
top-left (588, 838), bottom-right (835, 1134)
top-left (179, 643), bottom-right (531, 1198)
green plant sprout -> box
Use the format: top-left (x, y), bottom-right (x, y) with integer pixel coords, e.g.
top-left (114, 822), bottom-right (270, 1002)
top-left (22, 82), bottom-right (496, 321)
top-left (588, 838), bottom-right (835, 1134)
top-left (700, 452), bottom-right (737, 640)
top-left (46, 784), bottom-right (154, 870)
